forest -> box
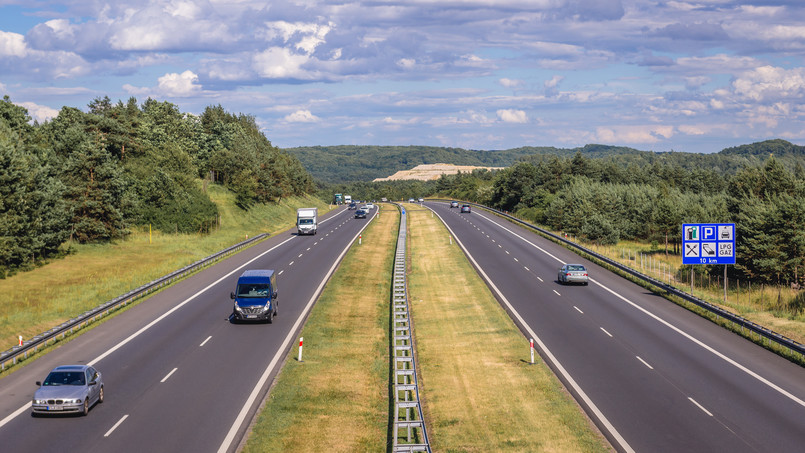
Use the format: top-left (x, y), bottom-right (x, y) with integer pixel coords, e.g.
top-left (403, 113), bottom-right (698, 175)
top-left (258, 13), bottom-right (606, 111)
top-left (0, 96), bottom-right (313, 276)
top-left (288, 140), bottom-right (805, 184)
top-left (326, 148), bottom-right (805, 287)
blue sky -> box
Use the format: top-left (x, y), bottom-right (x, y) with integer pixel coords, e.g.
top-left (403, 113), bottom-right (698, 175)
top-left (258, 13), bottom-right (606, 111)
top-left (2, 0), bottom-right (805, 154)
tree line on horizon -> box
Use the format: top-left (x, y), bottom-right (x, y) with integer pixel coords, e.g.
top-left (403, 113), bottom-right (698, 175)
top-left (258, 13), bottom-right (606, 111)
top-left (0, 96), bottom-right (313, 276)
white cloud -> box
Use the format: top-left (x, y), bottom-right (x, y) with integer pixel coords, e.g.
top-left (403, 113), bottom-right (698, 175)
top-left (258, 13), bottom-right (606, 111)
top-left (17, 102), bottom-right (60, 123)
top-left (731, 66), bottom-right (805, 102)
top-left (500, 78), bottom-right (523, 89)
top-left (253, 47), bottom-right (312, 79)
top-left (0, 31), bottom-right (27, 57)
top-left (157, 70), bottom-right (201, 97)
top-left (594, 125), bottom-right (675, 144)
top-left (284, 110), bottom-right (319, 122)
top-left (497, 109), bottom-right (528, 123)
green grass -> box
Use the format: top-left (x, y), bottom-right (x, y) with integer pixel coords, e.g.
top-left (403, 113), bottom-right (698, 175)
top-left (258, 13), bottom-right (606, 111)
top-left (242, 204), bottom-right (399, 452)
top-left (405, 205), bottom-right (610, 452)
top-left (0, 184), bottom-right (334, 353)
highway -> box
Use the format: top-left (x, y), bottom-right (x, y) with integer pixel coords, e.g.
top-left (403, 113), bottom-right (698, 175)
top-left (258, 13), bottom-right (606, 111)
top-left (425, 201), bottom-right (805, 453)
top-left (0, 205), bottom-right (375, 453)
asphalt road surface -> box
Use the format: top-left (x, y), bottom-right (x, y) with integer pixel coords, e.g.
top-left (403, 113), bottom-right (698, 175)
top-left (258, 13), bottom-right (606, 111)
top-left (426, 200), bottom-right (805, 453)
top-left (0, 205), bottom-right (376, 453)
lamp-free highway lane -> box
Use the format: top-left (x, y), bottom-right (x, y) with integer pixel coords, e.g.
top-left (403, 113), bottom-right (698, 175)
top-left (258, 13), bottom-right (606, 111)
top-left (0, 206), bottom-right (376, 453)
top-left (426, 201), bottom-right (805, 453)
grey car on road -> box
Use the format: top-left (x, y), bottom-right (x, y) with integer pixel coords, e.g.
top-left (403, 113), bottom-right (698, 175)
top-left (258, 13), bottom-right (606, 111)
top-left (558, 264), bottom-right (589, 285)
top-left (32, 365), bottom-right (104, 416)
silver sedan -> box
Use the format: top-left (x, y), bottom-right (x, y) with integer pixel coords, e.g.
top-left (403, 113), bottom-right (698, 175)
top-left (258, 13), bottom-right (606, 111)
top-left (558, 264), bottom-right (589, 285)
top-left (32, 365), bottom-right (104, 416)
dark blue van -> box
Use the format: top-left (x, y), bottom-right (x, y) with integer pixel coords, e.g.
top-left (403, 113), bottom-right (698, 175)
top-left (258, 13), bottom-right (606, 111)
top-left (230, 270), bottom-right (278, 323)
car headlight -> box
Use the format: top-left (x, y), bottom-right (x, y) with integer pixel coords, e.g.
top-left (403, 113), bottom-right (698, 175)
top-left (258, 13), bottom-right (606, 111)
top-left (234, 304), bottom-right (242, 312)
top-left (33, 399), bottom-right (46, 404)
top-left (73, 399), bottom-right (83, 404)
top-left (262, 304), bottom-right (270, 312)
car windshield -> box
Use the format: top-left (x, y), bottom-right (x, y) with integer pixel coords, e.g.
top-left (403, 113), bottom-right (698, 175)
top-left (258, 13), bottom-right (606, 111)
top-left (567, 265), bottom-right (586, 271)
top-left (43, 371), bottom-right (85, 386)
top-left (237, 283), bottom-right (270, 298)
top-left (298, 219), bottom-right (313, 225)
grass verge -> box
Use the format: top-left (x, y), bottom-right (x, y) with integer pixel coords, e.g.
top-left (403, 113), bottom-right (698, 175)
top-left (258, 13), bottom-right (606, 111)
top-left (242, 204), bottom-right (398, 452)
top-left (0, 184), bottom-right (332, 353)
top-left (406, 206), bottom-right (611, 452)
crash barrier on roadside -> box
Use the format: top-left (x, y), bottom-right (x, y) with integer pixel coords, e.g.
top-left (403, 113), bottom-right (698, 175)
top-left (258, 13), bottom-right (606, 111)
top-left (0, 233), bottom-right (270, 372)
top-left (431, 199), bottom-right (805, 361)
top-left (390, 203), bottom-right (431, 453)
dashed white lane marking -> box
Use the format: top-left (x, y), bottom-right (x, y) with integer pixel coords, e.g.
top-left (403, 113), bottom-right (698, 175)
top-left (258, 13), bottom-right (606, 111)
top-left (535, 274), bottom-right (540, 280)
top-left (278, 270), bottom-right (284, 275)
top-left (688, 397), bottom-right (713, 417)
top-left (505, 250), bottom-right (510, 254)
top-left (104, 415), bottom-right (129, 437)
top-left (513, 257), bottom-right (518, 262)
top-left (553, 290), bottom-right (561, 296)
top-left (574, 306), bottom-right (584, 314)
top-left (298, 253), bottom-right (303, 258)
top-left (200, 336), bottom-right (212, 347)
top-left (289, 261), bottom-right (295, 266)
top-left (637, 356), bottom-right (654, 370)
top-left (600, 327), bottom-right (613, 338)
top-left (161, 368), bottom-right (178, 383)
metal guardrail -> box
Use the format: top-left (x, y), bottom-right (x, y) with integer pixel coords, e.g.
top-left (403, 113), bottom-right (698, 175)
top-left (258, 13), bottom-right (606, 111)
top-left (390, 203), bottom-right (431, 452)
top-left (431, 198), bottom-right (805, 360)
top-left (0, 233), bottom-right (270, 372)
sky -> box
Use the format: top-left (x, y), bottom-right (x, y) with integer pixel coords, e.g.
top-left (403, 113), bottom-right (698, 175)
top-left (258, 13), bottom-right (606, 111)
top-left (2, 0), bottom-right (805, 154)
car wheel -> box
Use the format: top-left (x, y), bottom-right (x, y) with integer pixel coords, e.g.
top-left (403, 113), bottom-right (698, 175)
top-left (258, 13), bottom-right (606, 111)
top-left (82, 398), bottom-right (89, 416)
top-left (267, 311), bottom-right (273, 324)
top-left (98, 386), bottom-right (104, 403)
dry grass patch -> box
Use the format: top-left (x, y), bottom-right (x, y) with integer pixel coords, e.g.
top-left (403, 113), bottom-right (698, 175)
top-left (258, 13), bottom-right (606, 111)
top-left (407, 207), bottom-right (610, 452)
top-left (243, 205), bottom-right (399, 452)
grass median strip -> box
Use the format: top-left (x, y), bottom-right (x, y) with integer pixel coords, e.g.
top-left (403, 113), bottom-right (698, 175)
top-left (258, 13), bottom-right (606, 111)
top-left (406, 206), bottom-right (610, 452)
top-left (242, 206), bottom-right (398, 452)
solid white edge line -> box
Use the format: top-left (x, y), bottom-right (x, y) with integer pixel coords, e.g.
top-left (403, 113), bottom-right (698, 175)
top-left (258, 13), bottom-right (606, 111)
top-left (200, 336), bottom-right (212, 347)
top-left (478, 209), bottom-right (805, 411)
top-left (0, 403), bottom-right (31, 428)
top-left (688, 397), bottom-right (713, 417)
top-left (637, 356), bottom-right (654, 370)
top-left (160, 368), bottom-right (178, 383)
top-left (216, 208), bottom-right (379, 453)
top-left (104, 414), bottom-right (129, 437)
top-left (427, 206), bottom-right (635, 453)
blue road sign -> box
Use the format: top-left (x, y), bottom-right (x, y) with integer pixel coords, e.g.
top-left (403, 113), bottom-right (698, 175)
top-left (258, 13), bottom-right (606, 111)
top-left (682, 223), bottom-right (735, 265)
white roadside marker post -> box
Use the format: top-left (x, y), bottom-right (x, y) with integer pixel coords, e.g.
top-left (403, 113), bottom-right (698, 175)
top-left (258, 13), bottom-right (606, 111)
top-left (530, 338), bottom-right (535, 364)
top-left (298, 337), bottom-right (304, 362)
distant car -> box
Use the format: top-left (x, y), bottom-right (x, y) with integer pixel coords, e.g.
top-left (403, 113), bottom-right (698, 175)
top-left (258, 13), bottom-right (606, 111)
top-left (365, 203), bottom-right (375, 210)
top-left (418, 198), bottom-right (424, 202)
top-left (450, 201), bottom-right (459, 208)
top-left (32, 365), bottom-right (104, 416)
top-left (354, 209), bottom-right (367, 219)
top-left (460, 204), bottom-right (471, 213)
top-left (558, 264), bottom-right (589, 285)
top-left (408, 198), bottom-right (416, 203)
top-left (348, 202), bottom-right (357, 210)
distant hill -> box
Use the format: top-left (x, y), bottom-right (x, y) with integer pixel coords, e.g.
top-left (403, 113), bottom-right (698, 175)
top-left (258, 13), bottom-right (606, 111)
top-left (285, 141), bottom-right (805, 183)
